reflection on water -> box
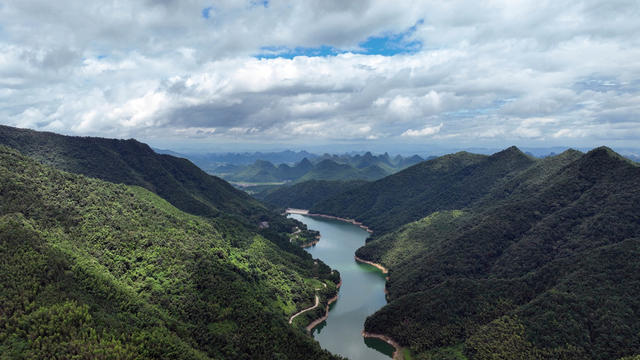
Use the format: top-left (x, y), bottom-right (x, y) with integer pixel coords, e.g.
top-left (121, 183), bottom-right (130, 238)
top-left (289, 214), bottom-right (392, 360)
top-left (364, 337), bottom-right (395, 357)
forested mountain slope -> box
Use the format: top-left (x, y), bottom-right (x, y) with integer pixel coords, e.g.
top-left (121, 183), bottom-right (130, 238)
top-left (357, 147), bottom-right (640, 359)
top-left (0, 125), bottom-right (272, 226)
top-left (0, 146), bottom-right (341, 359)
top-left (312, 146), bottom-right (535, 234)
top-left (256, 180), bottom-right (368, 210)
top-left (295, 159), bottom-right (387, 182)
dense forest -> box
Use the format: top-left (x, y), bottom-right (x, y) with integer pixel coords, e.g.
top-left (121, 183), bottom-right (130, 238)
top-left (312, 146), bottom-right (536, 234)
top-left (0, 145), bottom-right (343, 359)
top-left (0, 126), bottom-right (347, 359)
top-left (0, 125), bottom-right (274, 224)
top-left (354, 147), bottom-right (640, 359)
top-left (0, 125), bottom-right (319, 251)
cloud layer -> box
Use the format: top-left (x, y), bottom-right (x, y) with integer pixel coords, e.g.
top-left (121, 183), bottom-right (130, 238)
top-left (1, 0), bottom-right (639, 151)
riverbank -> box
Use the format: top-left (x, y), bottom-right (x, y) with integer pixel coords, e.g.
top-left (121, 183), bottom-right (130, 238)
top-left (289, 223), bottom-right (322, 248)
top-left (306, 280), bottom-right (342, 332)
top-left (353, 239), bottom-right (403, 358)
top-left (362, 332), bottom-right (404, 360)
top-left (300, 237), bottom-right (320, 248)
top-left (290, 279), bottom-right (342, 329)
top-left (354, 255), bottom-right (389, 274)
top-left (286, 208), bottom-right (374, 234)
top-left (306, 293), bottom-right (339, 333)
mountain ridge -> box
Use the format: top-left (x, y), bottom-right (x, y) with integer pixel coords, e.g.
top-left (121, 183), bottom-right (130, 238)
top-left (311, 147), bottom-right (535, 234)
top-left (0, 125), bottom-right (279, 228)
top-left (211, 152), bottom-right (425, 183)
top-left (0, 145), bottom-right (342, 359)
top-left (351, 146), bottom-right (640, 359)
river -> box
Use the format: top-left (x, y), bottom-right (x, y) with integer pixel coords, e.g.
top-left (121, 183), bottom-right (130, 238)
top-left (289, 214), bottom-right (394, 360)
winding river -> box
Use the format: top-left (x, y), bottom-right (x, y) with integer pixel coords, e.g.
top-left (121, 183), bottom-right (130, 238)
top-left (289, 214), bottom-right (394, 360)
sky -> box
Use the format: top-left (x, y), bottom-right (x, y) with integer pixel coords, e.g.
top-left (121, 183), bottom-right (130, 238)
top-left (1, 0), bottom-right (639, 153)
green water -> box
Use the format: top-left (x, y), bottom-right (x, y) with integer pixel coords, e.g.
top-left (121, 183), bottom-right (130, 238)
top-left (289, 214), bottom-right (394, 360)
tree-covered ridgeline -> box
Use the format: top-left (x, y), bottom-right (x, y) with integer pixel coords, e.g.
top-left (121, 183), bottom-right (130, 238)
top-left (256, 179), bottom-right (369, 210)
top-left (311, 146), bottom-right (537, 234)
top-left (0, 125), bottom-right (314, 241)
top-left (356, 147), bottom-right (640, 359)
top-left (0, 124), bottom-right (325, 274)
top-left (0, 146), bottom-right (342, 359)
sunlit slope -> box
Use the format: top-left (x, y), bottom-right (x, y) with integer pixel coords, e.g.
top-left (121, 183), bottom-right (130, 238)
top-left (0, 125), bottom-right (270, 225)
top-left (0, 146), bottom-right (340, 360)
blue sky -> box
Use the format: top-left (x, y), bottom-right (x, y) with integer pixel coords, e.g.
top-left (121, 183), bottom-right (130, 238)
top-left (256, 20), bottom-right (423, 58)
top-left (1, 1), bottom-right (639, 154)
top-left (201, 6), bottom-right (213, 19)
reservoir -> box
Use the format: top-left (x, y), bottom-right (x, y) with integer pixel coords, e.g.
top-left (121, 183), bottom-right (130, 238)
top-left (289, 214), bottom-right (394, 360)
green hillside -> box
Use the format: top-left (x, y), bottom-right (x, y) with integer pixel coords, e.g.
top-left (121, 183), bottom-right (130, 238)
top-left (312, 146), bottom-right (536, 234)
top-left (0, 125), bottom-right (319, 256)
top-left (0, 125), bottom-right (271, 226)
top-left (256, 180), bottom-right (369, 209)
top-left (295, 159), bottom-right (387, 182)
top-left (356, 147), bottom-right (640, 359)
top-left (0, 146), bottom-right (341, 359)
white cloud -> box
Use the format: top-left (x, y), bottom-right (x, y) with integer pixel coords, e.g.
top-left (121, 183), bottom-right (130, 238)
top-left (512, 117), bottom-right (557, 139)
top-left (476, 127), bottom-right (507, 139)
top-left (513, 126), bottom-right (543, 139)
top-left (401, 123), bottom-right (443, 137)
top-left (388, 95), bottom-right (416, 118)
top-left (0, 1), bottom-right (639, 150)
top-left (552, 128), bottom-right (587, 138)
top-left (174, 127), bottom-right (217, 138)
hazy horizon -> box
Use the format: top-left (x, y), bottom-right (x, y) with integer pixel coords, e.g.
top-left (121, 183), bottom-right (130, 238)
top-left (152, 142), bottom-right (640, 159)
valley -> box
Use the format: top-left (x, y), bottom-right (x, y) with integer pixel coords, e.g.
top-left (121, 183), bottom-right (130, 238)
top-left (1, 125), bottom-right (639, 360)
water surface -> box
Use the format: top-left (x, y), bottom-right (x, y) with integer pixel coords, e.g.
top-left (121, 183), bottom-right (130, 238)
top-left (289, 214), bottom-right (393, 360)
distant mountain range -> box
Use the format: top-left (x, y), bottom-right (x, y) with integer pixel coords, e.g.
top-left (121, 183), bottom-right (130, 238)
top-left (155, 147), bottom-right (638, 187)
top-left (211, 152), bottom-right (428, 184)
top-left (153, 149), bottom-right (319, 169)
